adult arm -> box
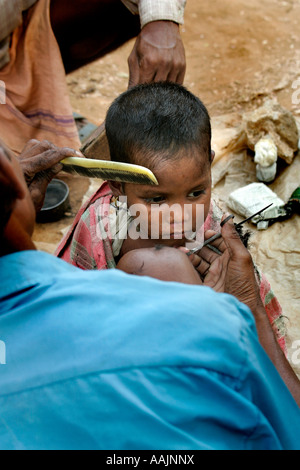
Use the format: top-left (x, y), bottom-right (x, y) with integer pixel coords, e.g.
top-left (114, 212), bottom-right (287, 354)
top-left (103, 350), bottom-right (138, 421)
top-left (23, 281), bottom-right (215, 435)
top-left (123, 0), bottom-right (187, 86)
top-left (193, 220), bottom-right (300, 407)
top-left (119, 221), bottom-right (300, 407)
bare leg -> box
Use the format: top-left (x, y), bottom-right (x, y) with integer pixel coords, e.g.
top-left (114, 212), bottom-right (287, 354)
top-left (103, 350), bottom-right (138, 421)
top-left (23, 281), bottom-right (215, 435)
top-left (50, 0), bottom-right (141, 73)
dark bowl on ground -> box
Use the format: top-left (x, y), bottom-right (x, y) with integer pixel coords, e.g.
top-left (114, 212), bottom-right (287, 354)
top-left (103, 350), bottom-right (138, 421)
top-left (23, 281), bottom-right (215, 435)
top-left (36, 179), bottom-right (70, 223)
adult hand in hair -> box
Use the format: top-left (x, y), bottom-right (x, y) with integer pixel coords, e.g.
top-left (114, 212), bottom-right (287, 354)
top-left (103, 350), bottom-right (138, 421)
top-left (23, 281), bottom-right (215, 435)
top-left (18, 140), bottom-right (83, 212)
top-left (128, 21), bottom-right (186, 87)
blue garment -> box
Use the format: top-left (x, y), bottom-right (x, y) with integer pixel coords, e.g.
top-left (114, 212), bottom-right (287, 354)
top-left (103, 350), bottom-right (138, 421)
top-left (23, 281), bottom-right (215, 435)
top-left (0, 250), bottom-right (299, 450)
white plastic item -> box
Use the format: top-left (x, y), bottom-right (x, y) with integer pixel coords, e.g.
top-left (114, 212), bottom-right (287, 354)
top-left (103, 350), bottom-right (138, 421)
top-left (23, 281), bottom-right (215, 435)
top-left (254, 136), bottom-right (278, 183)
top-left (256, 162), bottom-right (277, 183)
top-left (257, 221), bottom-right (270, 230)
top-left (227, 183), bottom-right (285, 224)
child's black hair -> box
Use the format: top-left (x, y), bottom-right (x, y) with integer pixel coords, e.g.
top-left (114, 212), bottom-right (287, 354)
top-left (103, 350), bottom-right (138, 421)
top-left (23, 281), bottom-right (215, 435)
top-left (105, 82), bottom-right (211, 168)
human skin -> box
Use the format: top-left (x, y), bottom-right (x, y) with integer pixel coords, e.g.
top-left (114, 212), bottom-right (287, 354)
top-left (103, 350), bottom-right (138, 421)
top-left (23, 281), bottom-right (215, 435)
top-left (109, 148), bottom-right (213, 256)
top-left (128, 21), bottom-right (186, 87)
top-left (17, 140), bottom-right (83, 212)
top-left (50, 0), bottom-right (186, 85)
top-left (117, 245), bottom-right (202, 285)
top-left (1, 140), bottom-right (299, 407)
top-left (117, 220), bottom-right (300, 407)
top-left (0, 145), bottom-right (36, 254)
top-left (0, 139), bottom-right (82, 245)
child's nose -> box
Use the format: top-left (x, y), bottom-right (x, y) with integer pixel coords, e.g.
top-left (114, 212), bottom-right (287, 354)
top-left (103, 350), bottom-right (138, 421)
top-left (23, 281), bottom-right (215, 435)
top-left (168, 202), bottom-right (191, 228)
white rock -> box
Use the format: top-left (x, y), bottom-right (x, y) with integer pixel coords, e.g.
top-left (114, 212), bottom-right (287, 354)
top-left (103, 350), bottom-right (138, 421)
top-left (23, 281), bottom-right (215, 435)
top-left (256, 162), bottom-right (277, 183)
top-left (254, 136), bottom-right (278, 167)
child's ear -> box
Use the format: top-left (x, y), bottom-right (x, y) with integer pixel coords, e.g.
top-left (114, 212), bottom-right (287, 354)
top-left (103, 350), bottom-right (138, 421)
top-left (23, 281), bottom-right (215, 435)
top-left (107, 181), bottom-right (125, 197)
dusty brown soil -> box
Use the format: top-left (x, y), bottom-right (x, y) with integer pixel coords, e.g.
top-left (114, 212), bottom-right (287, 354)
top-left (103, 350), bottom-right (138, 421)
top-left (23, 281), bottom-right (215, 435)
top-left (67, 0), bottom-right (300, 123)
top-left (33, 0), bottom-right (300, 374)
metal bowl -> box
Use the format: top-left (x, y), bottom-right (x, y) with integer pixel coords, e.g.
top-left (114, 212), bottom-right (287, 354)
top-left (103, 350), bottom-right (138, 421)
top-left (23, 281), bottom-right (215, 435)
top-left (36, 179), bottom-right (70, 223)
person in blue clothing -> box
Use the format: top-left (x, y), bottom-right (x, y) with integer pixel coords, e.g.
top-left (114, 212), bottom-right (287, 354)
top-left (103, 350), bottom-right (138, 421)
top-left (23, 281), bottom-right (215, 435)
top-left (0, 139), bottom-right (300, 450)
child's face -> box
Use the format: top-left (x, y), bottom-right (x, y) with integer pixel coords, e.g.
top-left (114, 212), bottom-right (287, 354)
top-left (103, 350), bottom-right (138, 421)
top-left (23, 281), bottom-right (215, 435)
top-left (123, 148), bottom-right (212, 247)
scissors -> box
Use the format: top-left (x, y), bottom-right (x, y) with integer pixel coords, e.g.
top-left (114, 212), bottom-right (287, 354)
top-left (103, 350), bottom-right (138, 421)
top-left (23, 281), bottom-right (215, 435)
top-left (186, 203), bottom-right (273, 256)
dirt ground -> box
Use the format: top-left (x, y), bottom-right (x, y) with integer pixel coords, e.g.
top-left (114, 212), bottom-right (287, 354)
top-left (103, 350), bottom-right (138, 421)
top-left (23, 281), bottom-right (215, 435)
top-left (33, 0), bottom-right (300, 375)
top-left (67, 0), bottom-right (300, 122)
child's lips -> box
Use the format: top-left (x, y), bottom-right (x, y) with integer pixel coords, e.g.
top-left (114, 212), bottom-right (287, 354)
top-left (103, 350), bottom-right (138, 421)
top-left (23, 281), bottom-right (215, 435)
top-left (159, 224), bottom-right (196, 240)
top-left (170, 227), bottom-right (195, 239)
top-left (169, 232), bottom-right (185, 239)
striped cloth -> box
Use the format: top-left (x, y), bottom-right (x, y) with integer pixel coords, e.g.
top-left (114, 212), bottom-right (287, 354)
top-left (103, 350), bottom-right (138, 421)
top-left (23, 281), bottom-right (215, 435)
top-left (56, 181), bottom-right (287, 354)
top-left (0, 0), bottom-right (80, 154)
top-left (122, 0), bottom-right (186, 28)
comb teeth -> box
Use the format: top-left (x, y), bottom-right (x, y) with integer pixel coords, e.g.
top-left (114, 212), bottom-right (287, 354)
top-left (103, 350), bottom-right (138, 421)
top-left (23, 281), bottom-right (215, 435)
top-left (61, 157), bottom-right (158, 186)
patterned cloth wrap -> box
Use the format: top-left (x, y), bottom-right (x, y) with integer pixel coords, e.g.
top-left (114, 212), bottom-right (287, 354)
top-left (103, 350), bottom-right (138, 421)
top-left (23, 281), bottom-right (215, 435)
top-left (56, 181), bottom-right (287, 353)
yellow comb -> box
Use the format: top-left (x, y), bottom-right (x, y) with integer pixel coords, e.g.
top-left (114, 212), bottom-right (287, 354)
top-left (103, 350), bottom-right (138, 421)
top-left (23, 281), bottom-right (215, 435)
top-left (61, 157), bottom-right (158, 186)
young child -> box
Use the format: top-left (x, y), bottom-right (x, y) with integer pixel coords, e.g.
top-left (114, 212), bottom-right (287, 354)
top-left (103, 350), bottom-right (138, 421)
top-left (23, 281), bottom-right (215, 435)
top-left (56, 82), bottom-right (286, 352)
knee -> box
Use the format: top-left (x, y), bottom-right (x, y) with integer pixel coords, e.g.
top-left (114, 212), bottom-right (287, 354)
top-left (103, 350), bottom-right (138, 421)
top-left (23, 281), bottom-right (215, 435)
top-left (116, 246), bottom-right (201, 285)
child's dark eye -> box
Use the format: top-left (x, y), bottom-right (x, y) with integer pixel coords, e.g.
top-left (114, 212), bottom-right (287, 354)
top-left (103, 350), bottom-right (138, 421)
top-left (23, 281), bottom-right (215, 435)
top-left (188, 190), bottom-right (205, 198)
top-left (144, 196), bottom-right (166, 204)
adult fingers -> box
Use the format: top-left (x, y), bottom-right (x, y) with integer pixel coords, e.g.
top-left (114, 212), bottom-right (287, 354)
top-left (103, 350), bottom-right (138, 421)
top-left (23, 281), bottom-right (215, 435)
top-left (18, 140), bottom-right (55, 160)
top-left (28, 164), bottom-right (63, 212)
top-left (196, 230), bottom-right (226, 265)
top-left (166, 46), bottom-right (186, 84)
top-left (199, 214), bottom-right (236, 263)
top-left (20, 147), bottom-right (82, 177)
top-left (29, 177), bottom-right (50, 213)
top-left (220, 218), bottom-right (252, 263)
top-left (128, 46), bottom-right (140, 88)
top-left (174, 64), bottom-right (186, 85)
top-left (136, 57), bottom-right (158, 84)
top-left (178, 247), bottom-right (210, 279)
top-left (192, 255), bottom-right (210, 278)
